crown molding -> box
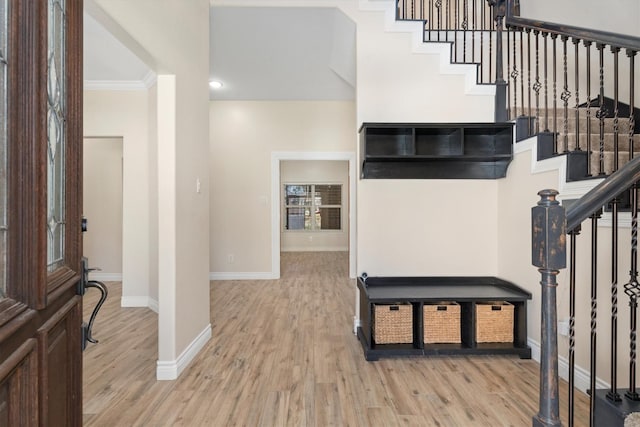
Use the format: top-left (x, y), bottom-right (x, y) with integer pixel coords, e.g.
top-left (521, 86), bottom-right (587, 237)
top-left (84, 70), bottom-right (157, 91)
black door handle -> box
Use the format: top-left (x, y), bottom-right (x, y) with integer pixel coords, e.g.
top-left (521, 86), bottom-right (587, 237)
top-left (80, 257), bottom-right (108, 351)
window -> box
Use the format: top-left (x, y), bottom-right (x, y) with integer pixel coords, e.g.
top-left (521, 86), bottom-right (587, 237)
top-left (46, 0), bottom-right (67, 271)
top-left (284, 184), bottom-right (342, 231)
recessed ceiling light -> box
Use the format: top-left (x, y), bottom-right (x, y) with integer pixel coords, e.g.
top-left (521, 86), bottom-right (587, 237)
top-left (209, 80), bottom-right (223, 89)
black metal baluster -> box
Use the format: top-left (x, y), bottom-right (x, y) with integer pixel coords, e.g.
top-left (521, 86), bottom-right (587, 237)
top-left (612, 47), bottom-right (620, 173)
top-left (462, 0), bottom-right (468, 62)
top-left (597, 44), bottom-right (607, 175)
top-left (573, 38), bottom-right (581, 151)
top-left (628, 49), bottom-right (636, 161)
top-left (533, 30), bottom-right (541, 135)
top-left (527, 29), bottom-right (532, 125)
top-left (511, 28), bottom-right (519, 120)
top-left (507, 27), bottom-right (512, 119)
top-left (561, 36), bottom-right (571, 153)
top-left (543, 32), bottom-right (549, 133)
top-left (471, 0), bottom-right (476, 62)
top-left (428, 0), bottom-right (434, 40)
top-left (488, 5), bottom-right (493, 83)
top-left (569, 228), bottom-right (579, 427)
top-left (585, 41), bottom-right (593, 176)
top-left (609, 193), bottom-right (622, 402)
top-left (453, 0), bottom-right (458, 62)
top-left (625, 182), bottom-right (640, 401)
top-left (436, 0), bottom-right (442, 41)
top-left (552, 34), bottom-right (558, 153)
top-left (480, 0), bottom-right (484, 80)
top-left (589, 210), bottom-right (601, 427)
top-left (446, 0), bottom-right (450, 42)
top-left (520, 31), bottom-right (525, 117)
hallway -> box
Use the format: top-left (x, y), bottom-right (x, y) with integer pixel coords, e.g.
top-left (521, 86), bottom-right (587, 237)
top-left (83, 252), bottom-right (589, 426)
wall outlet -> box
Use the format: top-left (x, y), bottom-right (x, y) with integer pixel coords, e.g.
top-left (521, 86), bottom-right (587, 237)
top-left (228, 254), bottom-right (234, 264)
top-left (558, 318), bottom-right (570, 337)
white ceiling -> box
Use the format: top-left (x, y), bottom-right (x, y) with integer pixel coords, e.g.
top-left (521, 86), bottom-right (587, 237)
top-left (83, 13), bottom-right (153, 87)
top-left (83, 6), bottom-right (356, 100)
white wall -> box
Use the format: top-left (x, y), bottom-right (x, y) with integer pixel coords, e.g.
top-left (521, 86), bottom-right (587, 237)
top-left (352, 3), bottom-right (499, 276)
top-left (280, 160), bottom-right (349, 252)
top-left (520, 0), bottom-right (640, 37)
top-left (148, 84), bottom-right (159, 304)
top-left (83, 137), bottom-right (123, 278)
top-left (92, 0), bottom-right (211, 379)
top-left (207, 0), bottom-right (499, 278)
top-left (210, 101), bottom-right (356, 275)
top-left (84, 90), bottom-right (153, 303)
top-left (497, 142), bottom-right (640, 392)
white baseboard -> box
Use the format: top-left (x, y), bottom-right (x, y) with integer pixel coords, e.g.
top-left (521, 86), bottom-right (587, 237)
top-left (121, 296), bottom-right (159, 313)
top-left (209, 272), bottom-right (278, 281)
top-left (156, 324), bottom-right (211, 381)
top-left (353, 317), bottom-right (361, 335)
top-left (528, 337), bottom-right (609, 394)
top-left (89, 272), bottom-right (122, 281)
top-left (281, 246), bottom-right (349, 252)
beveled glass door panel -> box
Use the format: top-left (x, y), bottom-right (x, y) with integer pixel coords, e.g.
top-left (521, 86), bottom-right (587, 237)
top-left (0, 0), bottom-right (8, 298)
top-left (46, 0), bottom-right (66, 272)
top-left (0, 0), bottom-right (83, 424)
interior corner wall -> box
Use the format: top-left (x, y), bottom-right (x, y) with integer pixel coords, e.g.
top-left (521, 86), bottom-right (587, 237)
top-left (496, 149), bottom-right (560, 346)
top-left (94, 0), bottom-right (211, 377)
top-left (209, 101), bottom-right (356, 275)
top-left (83, 89), bottom-right (151, 302)
top-left (352, 5), bottom-right (500, 276)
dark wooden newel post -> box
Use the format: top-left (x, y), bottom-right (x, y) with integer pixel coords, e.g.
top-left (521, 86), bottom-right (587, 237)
top-left (532, 189), bottom-right (566, 427)
top-left (489, 0), bottom-right (508, 122)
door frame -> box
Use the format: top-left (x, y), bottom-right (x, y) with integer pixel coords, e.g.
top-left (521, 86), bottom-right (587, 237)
top-left (271, 151), bottom-right (356, 279)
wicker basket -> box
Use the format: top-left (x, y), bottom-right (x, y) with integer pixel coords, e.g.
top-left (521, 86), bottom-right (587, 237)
top-left (373, 304), bottom-right (413, 344)
top-left (423, 302), bottom-right (461, 344)
top-left (476, 301), bottom-right (514, 343)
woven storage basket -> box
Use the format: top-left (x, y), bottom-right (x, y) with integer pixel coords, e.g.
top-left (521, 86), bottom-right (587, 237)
top-left (373, 303), bottom-right (413, 344)
top-left (476, 301), bottom-right (514, 343)
top-left (423, 302), bottom-right (461, 344)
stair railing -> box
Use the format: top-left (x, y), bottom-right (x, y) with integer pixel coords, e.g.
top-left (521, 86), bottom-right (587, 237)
top-left (533, 156), bottom-right (640, 426)
top-left (397, 0), bottom-right (499, 85)
top-left (395, 1), bottom-right (640, 424)
top-left (397, 0), bottom-right (640, 179)
top-left (505, 0), bottom-right (640, 179)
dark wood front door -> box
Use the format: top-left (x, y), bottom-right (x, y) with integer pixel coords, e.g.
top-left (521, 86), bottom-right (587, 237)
top-left (0, 0), bottom-right (83, 425)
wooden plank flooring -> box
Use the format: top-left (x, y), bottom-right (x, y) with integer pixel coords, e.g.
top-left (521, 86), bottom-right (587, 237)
top-left (83, 252), bottom-right (590, 426)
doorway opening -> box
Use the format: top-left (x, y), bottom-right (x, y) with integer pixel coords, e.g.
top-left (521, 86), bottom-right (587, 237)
top-left (271, 152), bottom-right (356, 279)
top-left (83, 137), bottom-right (123, 280)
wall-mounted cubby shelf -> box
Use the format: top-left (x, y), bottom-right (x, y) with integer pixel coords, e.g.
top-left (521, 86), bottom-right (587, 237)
top-left (359, 122), bottom-right (514, 179)
top-left (357, 276), bottom-right (532, 361)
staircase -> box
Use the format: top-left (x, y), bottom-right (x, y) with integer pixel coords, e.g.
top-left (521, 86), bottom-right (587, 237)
top-left (531, 106), bottom-right (640, 180)
top-left (388, 1), bottom-right (640, 426)
top-left (395, 0), bottom-right (639, 188)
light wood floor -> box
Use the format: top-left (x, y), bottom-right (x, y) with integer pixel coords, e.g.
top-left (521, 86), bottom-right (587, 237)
top-left (83, 252), bottom-right (589, 426)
